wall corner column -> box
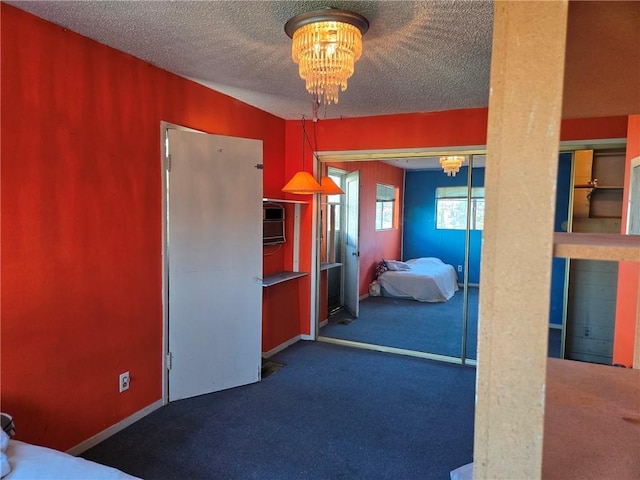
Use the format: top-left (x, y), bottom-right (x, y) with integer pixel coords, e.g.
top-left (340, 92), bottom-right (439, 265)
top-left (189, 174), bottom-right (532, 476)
top-left (474, 1), bottom-right (568, 478)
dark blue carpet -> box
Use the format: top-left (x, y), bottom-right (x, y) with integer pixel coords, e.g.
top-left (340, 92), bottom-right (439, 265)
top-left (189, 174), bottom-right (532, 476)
top-left (321, 288), bottom-right (478, 359)
top-left (321, 288), bottom-right (563, 360)
top-left (81, 342), bottom-right (476, 479)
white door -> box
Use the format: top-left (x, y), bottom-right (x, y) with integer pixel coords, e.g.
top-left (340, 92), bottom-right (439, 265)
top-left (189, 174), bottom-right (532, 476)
top-left (167, 128), bottom-right (262, 401)
top-left (344, 171), bottom-right (360, 317)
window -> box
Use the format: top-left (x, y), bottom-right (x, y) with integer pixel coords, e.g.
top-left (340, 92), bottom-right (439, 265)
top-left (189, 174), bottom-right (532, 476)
top-left (376, 183), bottom-right (397, 230)
top-left (436, 186), bottom-right (485, 230)
top-left (326, 173), bottom-right (343, 207)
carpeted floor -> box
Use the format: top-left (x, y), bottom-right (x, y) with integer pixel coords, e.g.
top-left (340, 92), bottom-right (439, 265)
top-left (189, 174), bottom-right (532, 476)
top-left (81, 342), bottom-right (476, 480)
top-left (321, 288), bottom-right (479, 359)
top-left (321, 288), bottom-right (563, 360)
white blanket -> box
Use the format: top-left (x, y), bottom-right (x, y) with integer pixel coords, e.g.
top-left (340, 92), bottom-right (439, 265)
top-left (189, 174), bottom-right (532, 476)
top-left (5, 440), bottom-right (140, 480)
top-left (378, 257), bottom-right (458, 302)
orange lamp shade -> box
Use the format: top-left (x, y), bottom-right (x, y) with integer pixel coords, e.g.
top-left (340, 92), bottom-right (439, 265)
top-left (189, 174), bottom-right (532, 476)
top-left (320, 176), bottom-right (345, 195)
top-left (281, 171), bottom-right (323, 194)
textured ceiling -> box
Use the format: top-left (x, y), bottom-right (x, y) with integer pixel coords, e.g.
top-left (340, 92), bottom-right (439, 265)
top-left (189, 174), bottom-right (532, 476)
top-left (8, 0), bottom-right (494, 121)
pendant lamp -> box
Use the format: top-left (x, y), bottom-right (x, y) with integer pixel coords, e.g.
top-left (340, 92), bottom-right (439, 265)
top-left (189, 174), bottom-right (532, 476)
top-left (282, 118), bottom-right (323, 195)
top-left (320, 176), bottom-right (344, 195)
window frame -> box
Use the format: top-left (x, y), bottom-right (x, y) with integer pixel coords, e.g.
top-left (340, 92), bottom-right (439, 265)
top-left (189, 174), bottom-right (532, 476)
top-left (435, 186), bottom-right (485, 231)
top-left (375, 183), bottom-right (397, 231)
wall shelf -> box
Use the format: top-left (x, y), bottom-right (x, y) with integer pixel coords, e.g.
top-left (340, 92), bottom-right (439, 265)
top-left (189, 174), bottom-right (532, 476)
top-left (553, 233), bottom-right (640, 262)
top-left (320, 262), bottom-right (342, 271)
top-left (574, 184), bottom-right (623, 189)
top-left (262, 271), bottom-right (308, 287)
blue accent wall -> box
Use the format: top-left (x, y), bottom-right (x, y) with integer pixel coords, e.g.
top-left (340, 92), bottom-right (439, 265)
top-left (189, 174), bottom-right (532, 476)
top-left (403, 154), bottom-right (573, 325)
top-left (549, 153), bottom-right (573, 326)
top-left (403, 167), bottom-right (485, 284)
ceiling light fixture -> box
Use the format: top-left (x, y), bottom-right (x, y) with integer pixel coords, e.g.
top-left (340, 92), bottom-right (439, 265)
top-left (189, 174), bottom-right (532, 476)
top-left (285, 8), bottom-right (369, 106)
top-left (439, 156), bottom-right (465, 177)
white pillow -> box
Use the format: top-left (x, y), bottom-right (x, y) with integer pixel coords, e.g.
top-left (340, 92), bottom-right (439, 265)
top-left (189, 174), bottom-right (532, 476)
top-left (1, 431), bottom-right (10, 478)
top-left (384, 260), bottom-right (411, 271)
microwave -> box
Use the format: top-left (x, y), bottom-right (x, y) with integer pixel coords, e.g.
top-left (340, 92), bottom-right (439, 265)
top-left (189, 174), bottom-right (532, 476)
top-left (263, 203), bottom-right (285, 245)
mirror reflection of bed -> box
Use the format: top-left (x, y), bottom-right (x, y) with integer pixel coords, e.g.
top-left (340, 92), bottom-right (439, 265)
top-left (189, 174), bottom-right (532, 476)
top-left (323, 257), bottom-right (476, 358)
top-left (317, 156), bottom-right (564, 362)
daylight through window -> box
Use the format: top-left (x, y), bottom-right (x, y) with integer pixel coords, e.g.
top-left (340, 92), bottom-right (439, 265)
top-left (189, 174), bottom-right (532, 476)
top-left (436, 186), bottom-right (485, 230)
top-left (376, 183), bottom-right (396, 230)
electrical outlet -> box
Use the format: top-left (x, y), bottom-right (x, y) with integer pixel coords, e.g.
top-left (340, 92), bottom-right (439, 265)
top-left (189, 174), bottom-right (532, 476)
top-left (119, 372), bottom-right (130, 393)
top-left (457, 265), bottom-right (463, 272)
top-left (584, 327), bottom-right (590, 338)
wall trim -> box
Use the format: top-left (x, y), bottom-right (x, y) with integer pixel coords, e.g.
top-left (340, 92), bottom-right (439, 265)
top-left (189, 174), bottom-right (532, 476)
top-left (549, 323), bottom-right (563, 330)
top-left (262, 335), bottom-right (301, 358)
top-left (359, 293), bottom-right (369, 301)
top-left (67, 399), bottom-right (163, 456)
top-left (317, 336), bottom-right (475, 366)
top-left (319, 319), bottom-right (329, 329)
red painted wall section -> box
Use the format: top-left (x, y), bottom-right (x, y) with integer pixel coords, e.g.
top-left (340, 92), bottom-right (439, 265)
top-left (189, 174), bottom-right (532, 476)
top-left (613, 115), bottom-right (640, 367)
top-left (262, 200), bottom-right (306, 352)
top-left (313, 109), bottom-right (489, 152)
top-left (560, 116), bottom-right (629, 142)
top-left (1, 5), bottom-right (286, 451)
top-left (312, 110), bottom-right (628, 152)
top-left (283, 121), bottom-right (315, 337)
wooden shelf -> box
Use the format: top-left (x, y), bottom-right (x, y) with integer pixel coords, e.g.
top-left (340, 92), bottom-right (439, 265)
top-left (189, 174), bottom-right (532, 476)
top-left (320, 262), bottom-right (343, 271)
top-left (262, 271), bottom-right (308, 287)
top-left (553, 233), bottom-right (640, 262)
top-left (574, 184), bottom-right (623, 189)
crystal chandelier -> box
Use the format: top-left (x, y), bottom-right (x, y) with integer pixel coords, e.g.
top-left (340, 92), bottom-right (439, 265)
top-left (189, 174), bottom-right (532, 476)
top-left (439, 156), bottom-right (466, 177)
top-left (285, 8), bottom-right (369, 105)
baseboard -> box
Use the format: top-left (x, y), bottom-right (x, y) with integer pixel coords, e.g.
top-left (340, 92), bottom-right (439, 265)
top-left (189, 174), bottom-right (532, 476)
top-left (319, 319), bottom-right (328, 328)
top-left (549, 323), bottom-right (563, 330)
top-left (262, 335), bottom-right (301, 358)
top-left (359, 293), bottom-right (369, 301)
top-left (317, 336), bottom-right (470, 366)
top-left (67, 398), bottom-right (163, 456)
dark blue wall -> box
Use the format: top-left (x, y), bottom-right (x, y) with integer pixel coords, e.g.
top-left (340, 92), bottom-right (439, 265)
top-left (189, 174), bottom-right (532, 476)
top-left (549, 153), bottom-right (573, 326)
top-left (403, 154), bottom-right (573, 325)
top-left (403, 167), bottom-right (485, 284)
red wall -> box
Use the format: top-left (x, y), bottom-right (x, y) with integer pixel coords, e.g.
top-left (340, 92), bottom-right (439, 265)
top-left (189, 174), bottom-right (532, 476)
top-left (1, 4), bottom-right (286, 451)
top-left (613, 114), bottom-right (640, 367)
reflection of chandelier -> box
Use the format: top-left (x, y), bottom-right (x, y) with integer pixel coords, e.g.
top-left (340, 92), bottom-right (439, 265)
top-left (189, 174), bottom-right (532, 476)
top-left (285, 8), bottom-right (369, 105)
top-left (439, 156), bottom-right (465, 177)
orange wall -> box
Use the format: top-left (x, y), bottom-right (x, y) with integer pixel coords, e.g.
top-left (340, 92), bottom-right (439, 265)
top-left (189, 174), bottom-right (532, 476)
top-left (613, 115), bottom-right (640, 367)
top-left (1, 4), bottom-right (287, 451)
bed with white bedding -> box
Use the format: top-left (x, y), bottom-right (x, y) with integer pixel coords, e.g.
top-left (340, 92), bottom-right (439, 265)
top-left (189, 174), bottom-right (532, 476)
top-left (377, 257), bottom-right (459, 302)
top-left (2, 438), bottom-right (139, 480)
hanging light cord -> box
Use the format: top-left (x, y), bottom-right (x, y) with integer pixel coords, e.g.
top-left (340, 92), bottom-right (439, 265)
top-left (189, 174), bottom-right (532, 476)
top-left (301, 115), bottom-right (321, 166)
